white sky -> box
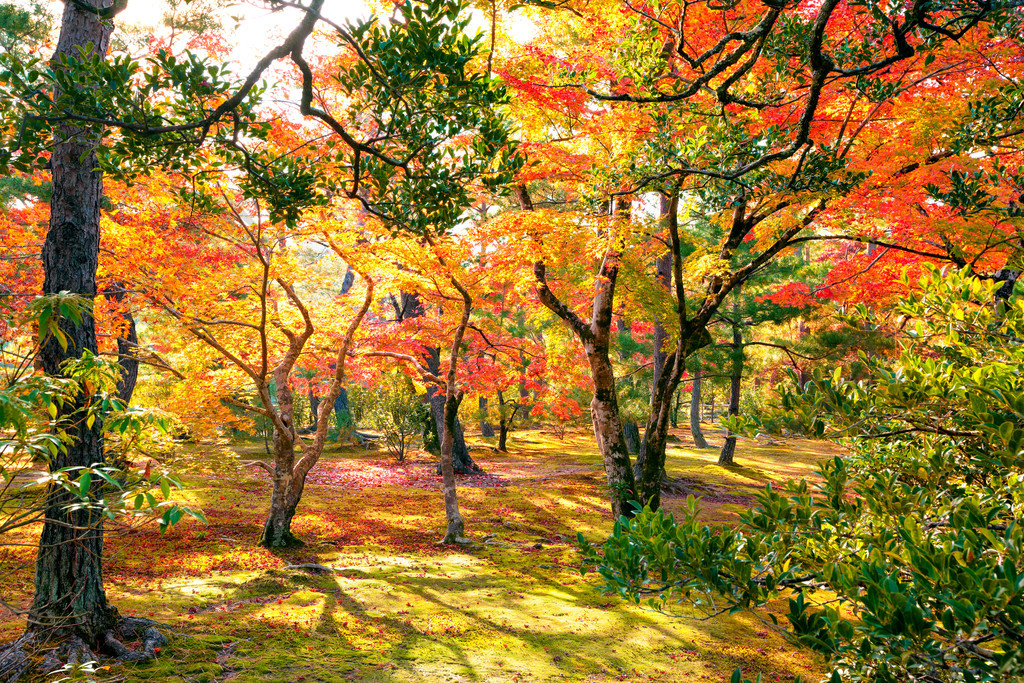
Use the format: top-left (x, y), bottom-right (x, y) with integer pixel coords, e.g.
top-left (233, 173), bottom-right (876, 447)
top-left (41, 0), bottom-right (535, 69)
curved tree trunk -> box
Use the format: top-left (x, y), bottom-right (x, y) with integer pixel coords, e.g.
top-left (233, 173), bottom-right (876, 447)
top-left (522, 185), bottom-right (636, 519)
top-left (29, 0), bottom-right (118, 648)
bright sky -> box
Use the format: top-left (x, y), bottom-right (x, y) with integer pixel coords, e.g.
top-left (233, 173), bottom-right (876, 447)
top-left (41, 0), bottom-right (535, 69)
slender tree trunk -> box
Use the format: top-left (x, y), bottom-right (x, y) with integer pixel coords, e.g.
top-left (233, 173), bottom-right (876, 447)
top-left (635, 194), bottom-right (714, 510)
top-left (333, 388), bottom-right (350, 433)
top-left (634, 216), bottom-right (672, 480)
top-left (308, 388), bottom-right (320, 430)
top-left (426, 347), bottom-right (476, 473)
top-left (103, 284), bottom-right (139, 404)
top-left (439, 279), bottom-right (472, 544)
top-left (260, 372), bottom-right (306, 548)
top-left (623, 421), bottom-right (641, 455)
top-left (479, 396), bottom-right (495, 437)
top-left (690, 369), bottom-right (710, 449)
top-left (29, 0), bottom-right (118, 647)
top-left (719, 288), bottom-right (744, 466)
top-left (496, 390), bottom-right (509, 452)
top-left (258, 274), bottom-right (374, 547)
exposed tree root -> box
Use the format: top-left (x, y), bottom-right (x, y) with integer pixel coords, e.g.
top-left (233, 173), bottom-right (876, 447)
top-left (660, 475), bottom-right (714, 498)
top-left (0, 617), bottom-right (169, 682)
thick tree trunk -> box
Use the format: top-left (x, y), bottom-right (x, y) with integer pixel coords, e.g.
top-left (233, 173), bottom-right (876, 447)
top-left (479, 396), bottom-right (495, 437)
top-left (690, 370), bottom-right (710, 449)
top-left (260, 442), bottom-right (305, 548)
top-left (719, 289), bottom-right (744, 466)
top-left (29, 0), bottom-right (118, 647)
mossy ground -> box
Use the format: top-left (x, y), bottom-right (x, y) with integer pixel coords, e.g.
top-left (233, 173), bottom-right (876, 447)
top-left (0, 425), bottom-right (838, 682)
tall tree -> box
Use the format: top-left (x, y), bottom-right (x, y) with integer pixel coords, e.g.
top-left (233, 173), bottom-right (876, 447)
top-left (29, 0), bottom-right (120, 651)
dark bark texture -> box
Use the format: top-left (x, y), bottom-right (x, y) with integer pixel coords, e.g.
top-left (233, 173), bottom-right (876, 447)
top-left (30, 0), bottom-right (118, 647)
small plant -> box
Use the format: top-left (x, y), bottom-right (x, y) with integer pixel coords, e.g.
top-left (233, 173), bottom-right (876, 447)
top-left (352, 374), bottom-right (429, 461)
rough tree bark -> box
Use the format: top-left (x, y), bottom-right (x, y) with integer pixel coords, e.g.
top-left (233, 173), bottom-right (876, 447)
top-left (718, 286), bottom-right (744, 466)
top-left (28, 0), bottom-right (119, 650)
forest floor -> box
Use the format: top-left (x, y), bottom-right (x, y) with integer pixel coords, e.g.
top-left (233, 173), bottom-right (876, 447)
top-left (0, 425), bottom-right (839, 682)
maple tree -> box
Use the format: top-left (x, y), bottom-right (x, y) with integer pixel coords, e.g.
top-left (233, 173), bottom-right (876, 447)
top-left (494, 0), bottom-right (1024, 514)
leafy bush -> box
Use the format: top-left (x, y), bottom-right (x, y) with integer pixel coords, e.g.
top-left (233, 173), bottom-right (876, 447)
top-left (580, 269), bottom-right (1024, 683)
top-left (351, 374), bottom-right (429, 461)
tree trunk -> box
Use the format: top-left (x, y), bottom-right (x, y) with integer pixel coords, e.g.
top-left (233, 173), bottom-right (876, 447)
top-left (634, 221), bottom-right (672, 480)
top-left (29, 0), bottom-right (118, 647)
top-left (584, 345), bottom-right (637, 519)
top-left (308, 387), bottom-right (320, 430)
top-left (260, 442), bottom-right (305, 548)
top-left (104, 284), bottom-right (138, 405)
top-left (719, 288), bottom-right (744, 466)
top-left (479, 396), bottom-right (495, 437)
top-left (635, 194), bottom-right (713, 510)
top-left (426, 347), bottom-right (477, 474)
top-left (690, 370), bottom-right (710, 449)
top-left (438, 278), bottom-right (472, 545)
top-left (496, 390), bottom-right (509, 452)
top-left (623, 421), bottom-right (641, 455)
top-left (333, 388), bottom-right (350, 433)
top-left (524, 179), bottom-right (636, 518)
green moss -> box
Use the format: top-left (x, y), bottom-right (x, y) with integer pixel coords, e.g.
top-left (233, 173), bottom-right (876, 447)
top-left (1, 428), bottom-right (830, 682)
